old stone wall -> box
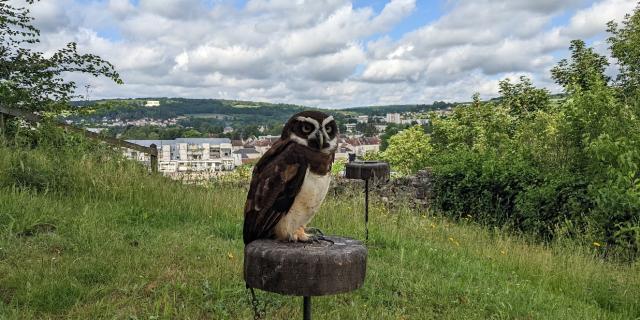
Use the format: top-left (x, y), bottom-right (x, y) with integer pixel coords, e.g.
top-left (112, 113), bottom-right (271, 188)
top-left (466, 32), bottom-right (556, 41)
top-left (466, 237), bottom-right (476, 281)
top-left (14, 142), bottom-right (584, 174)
top-left (331, 168), bottom-right (434, 210)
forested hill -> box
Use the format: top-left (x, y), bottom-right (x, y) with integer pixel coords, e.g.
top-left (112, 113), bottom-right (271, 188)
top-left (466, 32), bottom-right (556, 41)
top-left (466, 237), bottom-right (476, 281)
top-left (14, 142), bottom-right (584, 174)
top-left (339, 100), bottom-right (456, 115)
top-left (70, 98), bottom-right (308, 122)
top-left (69, 97), bottom-right (456, 121)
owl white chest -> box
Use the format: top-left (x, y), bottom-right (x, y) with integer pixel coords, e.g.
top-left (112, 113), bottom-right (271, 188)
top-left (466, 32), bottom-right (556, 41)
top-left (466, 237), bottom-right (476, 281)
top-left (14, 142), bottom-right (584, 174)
top-left (274, 168), bottom-right (331, 239)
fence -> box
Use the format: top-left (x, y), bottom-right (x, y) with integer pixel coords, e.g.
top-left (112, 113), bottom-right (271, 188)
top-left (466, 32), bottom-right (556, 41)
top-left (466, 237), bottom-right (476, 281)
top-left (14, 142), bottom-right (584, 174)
top-left (0, 105), bottom-right (158, 173)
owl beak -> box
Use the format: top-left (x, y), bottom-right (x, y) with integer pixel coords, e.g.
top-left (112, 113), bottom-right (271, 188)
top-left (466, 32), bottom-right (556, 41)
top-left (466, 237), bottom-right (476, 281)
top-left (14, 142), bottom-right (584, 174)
top-left (315, 131), bottom-right (324, 150)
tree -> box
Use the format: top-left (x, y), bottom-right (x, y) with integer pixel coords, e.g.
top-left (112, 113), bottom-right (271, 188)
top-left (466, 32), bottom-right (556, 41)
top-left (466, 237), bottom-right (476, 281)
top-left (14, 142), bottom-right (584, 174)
top-left (551, 40), bottom-right (609, 93)
top-left (607, 3), bottom-right (640, 102)
top-left (183, 129), bottom-right (203, 138)
top-left (379, 123), bottom-right (406, 151)
top-left (380, 125), bottom-right (432, 175)
top-left (355, 122), bottom-right (377, 137)
top-left (0, 0), bottom-right (122, 111)
top-left (498, 76), bottom-right (550, 117)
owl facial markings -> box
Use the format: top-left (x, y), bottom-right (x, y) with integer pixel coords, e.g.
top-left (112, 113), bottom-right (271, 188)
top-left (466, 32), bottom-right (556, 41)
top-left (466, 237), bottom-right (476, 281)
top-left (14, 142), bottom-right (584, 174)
top-left (289, 132), bottom-right (309, 147)
top-left (287, 112), bottom-right (338, 153)
top-left (321, 116), bottom-right (334, 127)
top-left (296, 116), bottom-right (320, 130)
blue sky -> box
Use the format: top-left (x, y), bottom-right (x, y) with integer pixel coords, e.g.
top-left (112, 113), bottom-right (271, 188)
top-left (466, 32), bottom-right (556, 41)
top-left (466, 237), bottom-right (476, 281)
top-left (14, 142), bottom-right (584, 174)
top-left (23, 0), bottom-right (637, 107)
top-left (354, 0), bottom-right (443, 39)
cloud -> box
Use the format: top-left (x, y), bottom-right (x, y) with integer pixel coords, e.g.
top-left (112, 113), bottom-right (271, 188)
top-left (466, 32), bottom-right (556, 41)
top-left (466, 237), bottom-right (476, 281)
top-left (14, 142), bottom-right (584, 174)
top-left (27, 0), bottom-right (73, 32)
top-left (108, 0), bottom-right (135, 18)
top-left (562, 0), bottom-right (636, 38)
top-left (18, 0), bottom-right (637, 107)
top-left (138, 0), bottom-right (205, 20)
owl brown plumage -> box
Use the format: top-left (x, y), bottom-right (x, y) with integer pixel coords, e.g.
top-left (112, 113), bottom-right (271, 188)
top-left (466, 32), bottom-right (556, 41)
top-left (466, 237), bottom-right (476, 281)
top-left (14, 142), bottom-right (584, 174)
top-left (243, 111), bottom-right (338, 244)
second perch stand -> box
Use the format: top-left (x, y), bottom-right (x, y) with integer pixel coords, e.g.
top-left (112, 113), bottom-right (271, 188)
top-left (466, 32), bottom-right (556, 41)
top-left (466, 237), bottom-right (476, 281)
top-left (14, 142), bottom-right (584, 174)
top-left (244, 236), bottom-right (367, 319)
top-left (344, 160), bottom-right (390, 240)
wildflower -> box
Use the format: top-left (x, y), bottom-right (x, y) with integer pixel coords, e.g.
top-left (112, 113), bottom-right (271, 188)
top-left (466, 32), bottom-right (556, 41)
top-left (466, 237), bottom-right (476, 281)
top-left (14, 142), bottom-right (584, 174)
top-left (592, 242), bottom-right (601, 247)
top-left (227, 252), bottom-right (234, 260)
top-left (430, 223), bottom-right (436, 229)
top-left (500, 250), bottom-right (506, 255)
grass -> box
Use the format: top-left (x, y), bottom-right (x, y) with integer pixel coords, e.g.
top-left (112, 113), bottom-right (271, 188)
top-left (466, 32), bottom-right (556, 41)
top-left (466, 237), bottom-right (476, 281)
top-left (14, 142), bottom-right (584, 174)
top-left (0, 142), bottom-right (639, 319)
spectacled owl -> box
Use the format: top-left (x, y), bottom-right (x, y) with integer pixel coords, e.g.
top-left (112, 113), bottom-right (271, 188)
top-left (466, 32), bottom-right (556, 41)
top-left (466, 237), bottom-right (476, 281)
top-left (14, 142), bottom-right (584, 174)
top-left (243, 111), bottom-right (338, 244)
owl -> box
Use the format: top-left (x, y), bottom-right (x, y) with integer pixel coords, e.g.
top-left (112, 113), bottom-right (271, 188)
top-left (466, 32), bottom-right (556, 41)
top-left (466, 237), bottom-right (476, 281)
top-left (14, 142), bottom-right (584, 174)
top-left (243, 111), bottom-right (338, 244)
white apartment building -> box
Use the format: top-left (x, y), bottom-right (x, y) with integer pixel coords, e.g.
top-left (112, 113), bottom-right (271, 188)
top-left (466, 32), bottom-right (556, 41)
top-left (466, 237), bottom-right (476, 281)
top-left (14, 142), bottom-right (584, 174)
top-left (386, 113), bottom-right (401, 124)
top-left (124, 138), bottom-right (239, 174)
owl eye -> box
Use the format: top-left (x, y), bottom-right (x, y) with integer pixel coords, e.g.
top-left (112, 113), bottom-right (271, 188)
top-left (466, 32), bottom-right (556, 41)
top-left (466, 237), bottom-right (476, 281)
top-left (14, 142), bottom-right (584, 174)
top-left (301, 123), bottom-right (313, 133)
top-left (325, 125), bottom-right (332, 133)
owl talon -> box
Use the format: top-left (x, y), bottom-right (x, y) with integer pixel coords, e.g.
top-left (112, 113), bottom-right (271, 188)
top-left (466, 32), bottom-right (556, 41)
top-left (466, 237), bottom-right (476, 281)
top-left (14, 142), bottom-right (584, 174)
top-left (304, 227), bottom-right (325, 236)
top-left (308, 234), bottom-right (334, 245)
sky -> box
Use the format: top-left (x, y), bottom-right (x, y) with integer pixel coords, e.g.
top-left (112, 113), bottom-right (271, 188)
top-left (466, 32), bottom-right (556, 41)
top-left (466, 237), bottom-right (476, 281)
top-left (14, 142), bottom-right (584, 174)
top-left (16, 0), bottom-right (637, 108)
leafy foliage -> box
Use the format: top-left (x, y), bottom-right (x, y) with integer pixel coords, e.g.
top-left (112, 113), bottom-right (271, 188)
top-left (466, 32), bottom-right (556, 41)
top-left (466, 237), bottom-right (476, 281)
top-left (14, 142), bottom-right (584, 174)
top-left (607, 3), bottom-right (640, 102)
top-left (551, 40), bottom-right (610, 93)
top-left (380, 125), bottom-right (432, 175)
top-left (0, 0), bottom-right (121, 111)
top-left (499, 76), bottom-right (551, 117)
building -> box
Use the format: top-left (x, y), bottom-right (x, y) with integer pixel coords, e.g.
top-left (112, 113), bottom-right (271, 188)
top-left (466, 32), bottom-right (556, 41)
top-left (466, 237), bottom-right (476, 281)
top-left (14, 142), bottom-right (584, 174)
top-left (123, 138), bottom-right (238, 174)
top-left (334, 145), bottom-right (355, 160)
top-left (249, 136), bottom-right (280, 155)
top-left (231, 140), bottom-right (245, 151)
top-left (432, 108), bottom-right (453, 117)
top-left (356, 115), bottom-right (369, 123)
top-left (345, 123), bottom-right (357, 133)
top-left (386, 113), bottom-right (401, 124)
top-left (257, 135), bottom-right (280, 140)
top-left (339, 136), bottom-right (381, 157)
top-left (145, 100), bottom-right (160, 107)
top-left (234, 147), bottom-right (262, 164)
top-left (86, 128), bottom-right (104, 134)
top-left (374, 124), bottom-right (387, 133)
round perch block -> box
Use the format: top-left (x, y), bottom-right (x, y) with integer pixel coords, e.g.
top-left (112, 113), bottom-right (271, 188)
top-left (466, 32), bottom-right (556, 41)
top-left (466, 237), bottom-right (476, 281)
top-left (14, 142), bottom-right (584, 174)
top-left (244, 236), bottom-right (367, 296)
top-left (345, 161), bottom-right (390, 181)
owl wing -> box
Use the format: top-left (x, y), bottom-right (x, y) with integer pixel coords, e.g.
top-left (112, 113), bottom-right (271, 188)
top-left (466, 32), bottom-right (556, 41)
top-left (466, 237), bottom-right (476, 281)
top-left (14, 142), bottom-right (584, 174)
top-left (243, 140), bottom-right (308, 244)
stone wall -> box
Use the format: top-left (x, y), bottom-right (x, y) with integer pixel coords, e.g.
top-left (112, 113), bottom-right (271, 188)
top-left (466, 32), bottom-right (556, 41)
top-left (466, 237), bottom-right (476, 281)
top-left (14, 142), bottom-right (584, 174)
top-left (331, 168), bottom-right (434, 209)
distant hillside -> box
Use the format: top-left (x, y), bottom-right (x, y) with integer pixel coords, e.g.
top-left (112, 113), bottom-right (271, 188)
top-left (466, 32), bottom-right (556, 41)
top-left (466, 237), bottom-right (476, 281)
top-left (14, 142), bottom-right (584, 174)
top-left (338, 101), bottom-right (456, 116)
top-left (70, 98), bottom-right (308, 125)
top-left (69, 98), bottom-right (457, 124)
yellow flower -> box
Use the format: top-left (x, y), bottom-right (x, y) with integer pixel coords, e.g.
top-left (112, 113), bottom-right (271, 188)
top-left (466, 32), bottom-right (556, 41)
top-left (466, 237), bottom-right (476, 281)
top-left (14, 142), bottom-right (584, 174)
top-left (430, 223), bottom-right (436, 229)
top-left (593, 242), bottom-right (601, 247)
top-left (227, 252), bottom-right (235, 260)
top-left (500, 250), bottom-right (506, 255)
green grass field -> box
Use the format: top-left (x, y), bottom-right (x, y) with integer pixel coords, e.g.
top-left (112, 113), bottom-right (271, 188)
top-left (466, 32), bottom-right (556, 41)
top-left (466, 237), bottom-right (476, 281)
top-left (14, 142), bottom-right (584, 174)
top-left (0, 143), bottom-right (638, 319)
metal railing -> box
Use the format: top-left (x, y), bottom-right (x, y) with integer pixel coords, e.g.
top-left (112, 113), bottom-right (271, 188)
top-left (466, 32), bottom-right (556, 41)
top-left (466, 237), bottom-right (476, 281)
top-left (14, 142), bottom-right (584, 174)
top-left (0, 105), bottom-right (159, 173)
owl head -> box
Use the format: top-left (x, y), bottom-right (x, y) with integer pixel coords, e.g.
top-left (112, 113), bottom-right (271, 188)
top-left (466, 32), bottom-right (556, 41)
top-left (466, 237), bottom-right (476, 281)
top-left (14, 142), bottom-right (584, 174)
top-left (282, 111), bottom-right (339, 154)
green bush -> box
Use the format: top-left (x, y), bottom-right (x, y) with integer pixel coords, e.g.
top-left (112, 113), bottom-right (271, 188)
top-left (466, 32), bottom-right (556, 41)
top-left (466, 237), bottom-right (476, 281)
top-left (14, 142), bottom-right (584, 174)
top-left (430, 150), bottom-right (538, 227)
top-left (514, 174), bottom-right (591, 240)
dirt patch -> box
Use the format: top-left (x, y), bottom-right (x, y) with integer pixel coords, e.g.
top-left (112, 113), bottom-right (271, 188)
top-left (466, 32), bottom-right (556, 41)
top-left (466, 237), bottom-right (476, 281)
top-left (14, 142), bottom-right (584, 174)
top-left (16, 223), bottom-right (57, 237)
top-left (0, 286), bottom-right (16, 304)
